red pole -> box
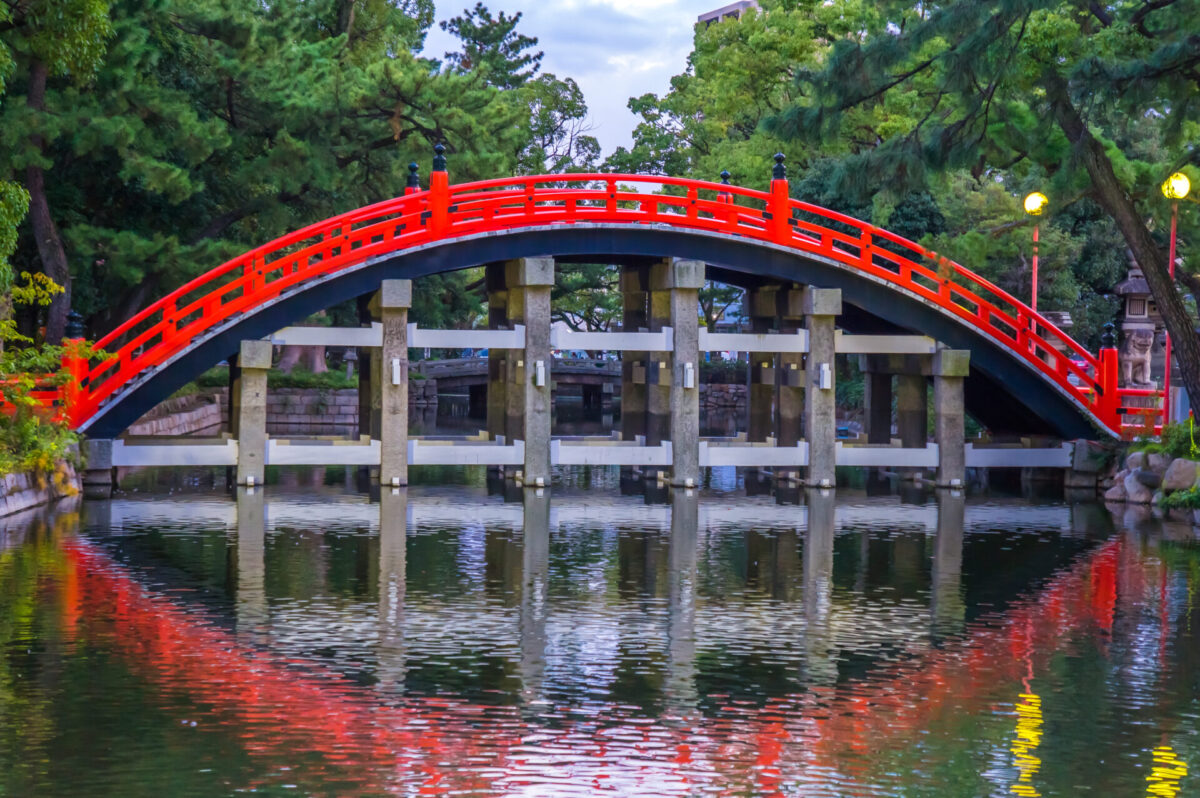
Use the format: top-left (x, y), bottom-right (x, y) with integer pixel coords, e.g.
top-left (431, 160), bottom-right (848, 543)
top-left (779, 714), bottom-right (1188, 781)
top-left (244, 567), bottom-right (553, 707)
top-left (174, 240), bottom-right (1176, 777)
top-left (1031, 223), bottom-right (1039, 312)
top-left (1163, 201), bottom-right (1178, 427)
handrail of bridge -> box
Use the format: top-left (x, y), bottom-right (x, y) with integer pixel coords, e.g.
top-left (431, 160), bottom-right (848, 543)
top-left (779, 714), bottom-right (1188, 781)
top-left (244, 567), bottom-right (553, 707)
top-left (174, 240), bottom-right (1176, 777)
top-left (53, 168), bottom-right (1143, 435)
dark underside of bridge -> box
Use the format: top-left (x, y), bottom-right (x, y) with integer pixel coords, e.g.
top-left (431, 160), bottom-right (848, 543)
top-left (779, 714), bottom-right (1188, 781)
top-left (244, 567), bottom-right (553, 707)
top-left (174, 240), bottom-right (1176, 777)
top-left (84, 226), bottom-right (1099, 439)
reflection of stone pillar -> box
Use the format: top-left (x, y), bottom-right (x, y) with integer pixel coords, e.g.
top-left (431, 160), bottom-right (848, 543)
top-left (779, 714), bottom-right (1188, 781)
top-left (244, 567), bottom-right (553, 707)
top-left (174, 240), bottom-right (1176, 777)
top-left (520, 490), bottom-right (550, 705)
top-left (666, 489), bottom-right (698, 712)
top-left (377, 487), bottom-right (407, 693)
top-left (804, 488), bottom-right (837, 685)
top-left (931, 489), bottom-right (965, 638)
top-left (235, 486), bottom-right (267, 640)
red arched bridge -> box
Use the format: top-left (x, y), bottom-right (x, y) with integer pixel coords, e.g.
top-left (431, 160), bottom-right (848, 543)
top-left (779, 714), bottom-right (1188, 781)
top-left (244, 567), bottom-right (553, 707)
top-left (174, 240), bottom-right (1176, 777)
top-left (52, 162), bottom-right (1154, 439)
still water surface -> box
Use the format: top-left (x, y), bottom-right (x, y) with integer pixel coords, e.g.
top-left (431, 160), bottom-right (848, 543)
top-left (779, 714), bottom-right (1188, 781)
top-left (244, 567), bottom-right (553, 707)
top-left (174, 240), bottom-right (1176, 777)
top-left (0, 471), bottom-right (1196, 796)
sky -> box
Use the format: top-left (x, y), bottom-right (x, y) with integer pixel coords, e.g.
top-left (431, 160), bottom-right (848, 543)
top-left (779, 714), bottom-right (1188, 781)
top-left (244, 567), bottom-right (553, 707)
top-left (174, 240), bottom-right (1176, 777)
top-left (421, 0), bottom-right (725, 157)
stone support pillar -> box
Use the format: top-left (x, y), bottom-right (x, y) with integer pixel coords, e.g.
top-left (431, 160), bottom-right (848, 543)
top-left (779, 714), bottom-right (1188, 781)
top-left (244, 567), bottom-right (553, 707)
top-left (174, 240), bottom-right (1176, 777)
top-left (373, 280), bottom-right (411, 486)
top-left (746, 286), bottom-right (778, 446)
top-left (646, 260), bottom-right (672, 455)
top-left (803, 288), bottom-right (841, 488)
top-left (356, 294), bottom-right (377, 441)
top-left (234, 339), bottom-right (272, 486)
top-left (896, 372), bottom-right (928, 481)
top-left (777, 286), bottom-right (807, 483)
top-left (658, 259), bottom-right (704, 487)
top-left (863, 369), bottom-right (894, 444)
top-left (620, 265), bottom-right (649, 466)
top-left (486, 263), bottom-right (509, 447)
top-left (506, 258), bottom-right (554, 486)
top-left (933, 349), bottom-right (970, 487)
top-left (81, 438), bottom-right (114, 496)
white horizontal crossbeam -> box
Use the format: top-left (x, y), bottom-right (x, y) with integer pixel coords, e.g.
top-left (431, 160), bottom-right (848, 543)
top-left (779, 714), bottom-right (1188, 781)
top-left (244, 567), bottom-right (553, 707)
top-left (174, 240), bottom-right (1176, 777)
top-left (834, 331), bottom-right (937, 354)
top-left (551, 439), bottom-right (671, 466)
top-left (409, 324), bottom-right (525, 350)
top-left (267, 438), bottom-right (380, 465)
top-left (268, 324), bottom-right (381, 347)
top-left (965, 442), bottom-right (1074, 468)
top-left (700, 441), bottom-right (808, 467)
top-left (700, 330), bottom-right (809, 353)
top-left (835, 442), bottom-right (939, 467)
top-left (113, 438), bottom-right (238, 466)
top-left (409, 438), bottom-right (524, 466)
top-left (551, 328), bottom-right (673, 352)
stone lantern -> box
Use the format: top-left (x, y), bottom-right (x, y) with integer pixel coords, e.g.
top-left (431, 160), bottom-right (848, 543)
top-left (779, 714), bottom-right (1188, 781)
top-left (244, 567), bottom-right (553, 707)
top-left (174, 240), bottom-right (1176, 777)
top-left (1114, 261), bottom-right (1163, 388)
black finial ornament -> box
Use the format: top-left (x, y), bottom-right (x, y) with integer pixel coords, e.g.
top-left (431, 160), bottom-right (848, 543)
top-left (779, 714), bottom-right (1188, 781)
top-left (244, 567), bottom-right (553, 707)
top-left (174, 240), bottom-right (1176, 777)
top-left (65, 309), bottom-right (84, 339)
top-left (407, 162), bottom-right (421, 189)
top-left (773, 153), bottom-right (786, 180)
top-left (720, 170), bottom-right (731, 185)
top-left (432, 143), bottom-right (446, 172)
top-left (1101, 322), bottom-right (1116, 348)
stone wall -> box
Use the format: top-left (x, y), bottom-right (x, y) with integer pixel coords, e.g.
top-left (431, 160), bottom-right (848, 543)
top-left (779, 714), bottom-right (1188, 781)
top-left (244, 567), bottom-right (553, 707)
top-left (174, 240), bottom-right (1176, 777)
top-left (700, 383), bottom-right (747, 413)
top-left (129, 379), bottom-right (438, 437)
top-left (1, 461), bottom-right (79, 518)
top-left (128, 394), bottom-right (222, 436)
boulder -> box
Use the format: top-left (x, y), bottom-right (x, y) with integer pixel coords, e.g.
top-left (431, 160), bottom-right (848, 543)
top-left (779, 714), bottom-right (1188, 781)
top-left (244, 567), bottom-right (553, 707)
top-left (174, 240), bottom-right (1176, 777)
top-left (1125, 472), bottom-right (1155, 504)
top-left (1135, 468), bottom-right (1162, 489)
top-left (1148, 453), bottom-right (1172, 474)
top-left (1104, 480), bottom-right (1127, 502)
top-left (1162, 458), bottom-right (1200, 493)
top-left (1125, 451), bottom-right (1147, 471)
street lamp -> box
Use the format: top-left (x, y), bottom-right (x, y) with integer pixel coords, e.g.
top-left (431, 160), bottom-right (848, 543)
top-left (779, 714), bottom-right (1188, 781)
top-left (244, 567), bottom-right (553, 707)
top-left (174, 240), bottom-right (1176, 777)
top-left (1161, 172), bottom-right (1190, 425)
top-left (1023, 192), bottom-right (1048, 311)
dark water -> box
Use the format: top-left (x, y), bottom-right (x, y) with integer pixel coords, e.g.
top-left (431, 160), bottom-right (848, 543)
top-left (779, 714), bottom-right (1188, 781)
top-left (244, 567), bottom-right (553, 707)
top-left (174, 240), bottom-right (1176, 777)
top-left (0, 472), bottom-right (1196, 796)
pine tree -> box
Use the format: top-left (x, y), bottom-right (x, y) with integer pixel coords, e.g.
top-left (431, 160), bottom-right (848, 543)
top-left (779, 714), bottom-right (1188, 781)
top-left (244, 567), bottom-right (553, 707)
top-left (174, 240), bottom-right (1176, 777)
top-left (768, 0), bottom-right (1200, 416)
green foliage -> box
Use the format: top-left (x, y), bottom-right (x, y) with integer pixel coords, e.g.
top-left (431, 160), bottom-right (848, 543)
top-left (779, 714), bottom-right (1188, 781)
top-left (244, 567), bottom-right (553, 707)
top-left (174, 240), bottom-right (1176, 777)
top-left (1160, 484), bottom-right (1200, 510)
top-left (1132, 421), bottom-right (1200, 460)
top-left (440, 2), bottom-right (541, 89)
top-left (0, 276), bottom-right (96, 474)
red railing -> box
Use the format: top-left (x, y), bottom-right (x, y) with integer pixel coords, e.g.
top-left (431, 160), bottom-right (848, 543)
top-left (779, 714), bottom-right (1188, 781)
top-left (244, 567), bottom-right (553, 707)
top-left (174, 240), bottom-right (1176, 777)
top-left (50, 170), bottom-right (1145, 435)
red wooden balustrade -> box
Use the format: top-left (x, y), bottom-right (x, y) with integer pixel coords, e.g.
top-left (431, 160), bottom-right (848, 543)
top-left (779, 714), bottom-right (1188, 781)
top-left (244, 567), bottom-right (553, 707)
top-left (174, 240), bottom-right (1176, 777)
top-left (25, 172), bottom-right (1153, 435)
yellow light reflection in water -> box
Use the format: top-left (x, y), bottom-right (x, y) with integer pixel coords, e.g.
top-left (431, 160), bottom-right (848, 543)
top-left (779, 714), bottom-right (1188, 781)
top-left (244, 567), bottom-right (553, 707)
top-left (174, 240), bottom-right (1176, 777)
top-left (1010, 693), bottom-right (1043, 797)
top-left (1146, 745), bottom-right (1187, 797)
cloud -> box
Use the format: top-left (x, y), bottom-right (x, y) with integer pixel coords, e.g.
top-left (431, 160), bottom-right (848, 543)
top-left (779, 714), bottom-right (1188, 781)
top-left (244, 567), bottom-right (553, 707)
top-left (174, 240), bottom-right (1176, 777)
top-left (425, 0), bottom-right (717, 155)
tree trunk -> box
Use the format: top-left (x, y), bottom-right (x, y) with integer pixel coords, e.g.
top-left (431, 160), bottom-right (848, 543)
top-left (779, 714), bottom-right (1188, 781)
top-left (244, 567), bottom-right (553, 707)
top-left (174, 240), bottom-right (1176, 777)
top-left (1049, 77), bottom-right (1200, 423)
top-left (25, 60), bottom-right (71, 344)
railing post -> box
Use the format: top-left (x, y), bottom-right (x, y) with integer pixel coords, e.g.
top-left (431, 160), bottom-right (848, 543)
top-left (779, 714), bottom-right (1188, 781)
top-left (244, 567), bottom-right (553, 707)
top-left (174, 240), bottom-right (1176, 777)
top-left (405, 162), bottom-right (421, 196)
top-left (1098, 323), bottom-right (1120, 432)
top-left (428, 143), bottom-right (449, 236)
top-left (770, 153), bottom-right (790, 244)
top-left (61, 310), bottom-right (87, 427)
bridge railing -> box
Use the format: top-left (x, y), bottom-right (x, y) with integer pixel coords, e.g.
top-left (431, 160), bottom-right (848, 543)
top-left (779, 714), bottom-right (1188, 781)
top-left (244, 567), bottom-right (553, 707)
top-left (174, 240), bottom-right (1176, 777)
top-left (55, 169), bottom-right (1138, 435)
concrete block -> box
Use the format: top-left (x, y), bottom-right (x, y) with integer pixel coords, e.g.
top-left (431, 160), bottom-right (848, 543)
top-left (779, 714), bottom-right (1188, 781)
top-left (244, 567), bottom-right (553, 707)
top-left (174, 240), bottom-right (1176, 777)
top-left (380, 279), bottom-right (412, 309)
top-left (240, 339), bottom-right (273, 370)
top-left (82, 438), bottom-right (113, 470)
top-left (802, 287), bottom-right (842, 317)
top-left (507, 256), bottom-right (555, 287)
top-left (933, 348), bottom-right (970, 377)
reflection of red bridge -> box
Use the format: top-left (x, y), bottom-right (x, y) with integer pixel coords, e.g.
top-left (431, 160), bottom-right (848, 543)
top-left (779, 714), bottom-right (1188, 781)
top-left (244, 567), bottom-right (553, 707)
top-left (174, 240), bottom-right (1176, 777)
top-left (59, 536), bottom-right (1120, 795)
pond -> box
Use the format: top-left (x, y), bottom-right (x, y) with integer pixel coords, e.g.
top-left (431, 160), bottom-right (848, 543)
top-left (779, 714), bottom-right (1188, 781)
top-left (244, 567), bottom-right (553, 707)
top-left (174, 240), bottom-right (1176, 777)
top-left (0, 470), bottom-right (1194, 796)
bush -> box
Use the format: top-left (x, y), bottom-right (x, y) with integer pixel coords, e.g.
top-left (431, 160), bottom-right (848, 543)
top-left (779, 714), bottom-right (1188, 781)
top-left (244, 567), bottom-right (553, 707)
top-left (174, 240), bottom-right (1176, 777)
top-left (1161, 485), bottom-right (1200, 510)
top-left (1132, 422), bottom-right (1199, 460)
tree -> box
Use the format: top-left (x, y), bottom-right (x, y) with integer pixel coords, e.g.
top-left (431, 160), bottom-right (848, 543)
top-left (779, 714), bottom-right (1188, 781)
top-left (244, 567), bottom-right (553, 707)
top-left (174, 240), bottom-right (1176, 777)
top-left (768, 0), bottom-right (1200, 415)
top-left (440, 2), bottom-right (540, 89)
top-left (2, 0), bottom-right (528, 342)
